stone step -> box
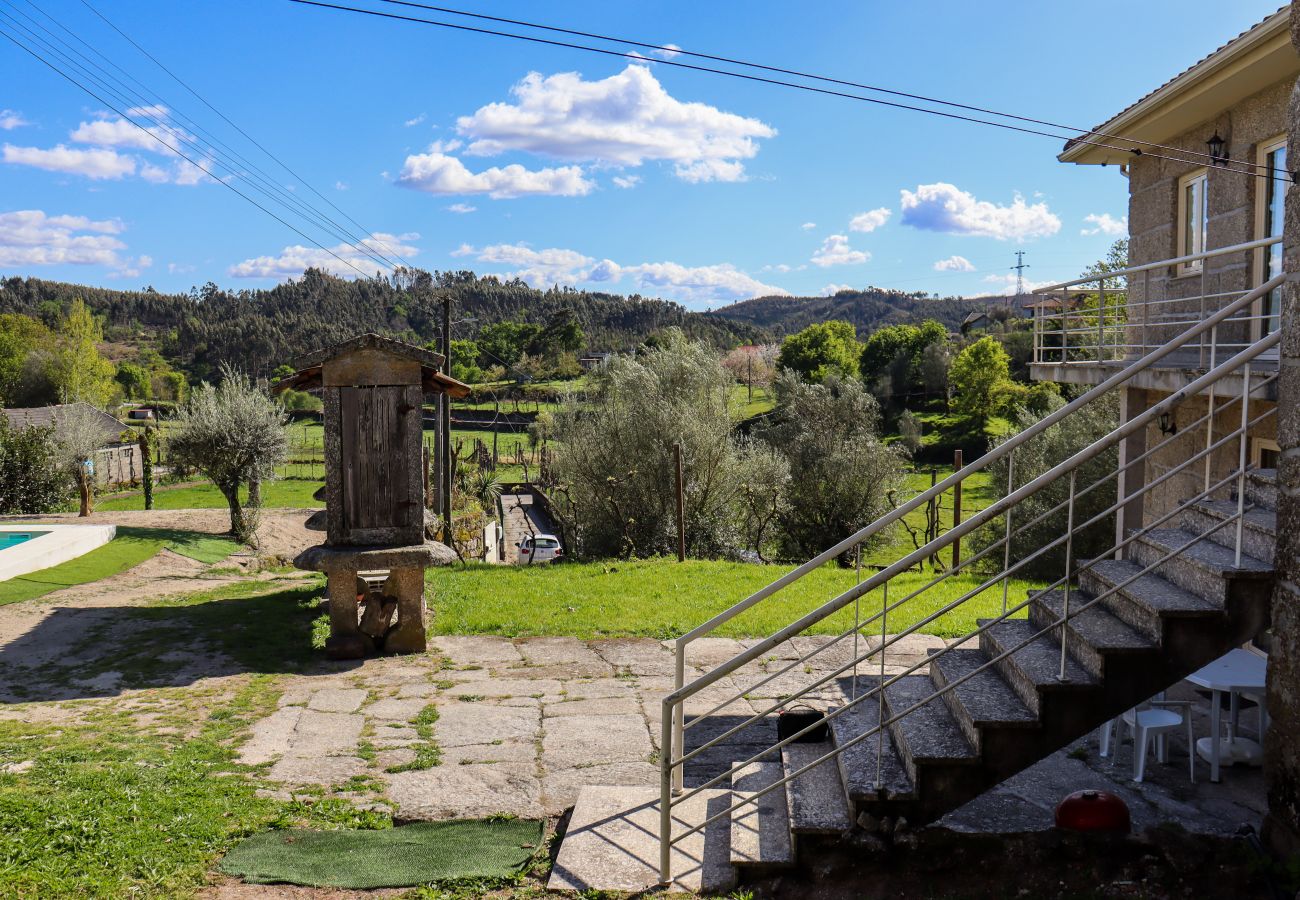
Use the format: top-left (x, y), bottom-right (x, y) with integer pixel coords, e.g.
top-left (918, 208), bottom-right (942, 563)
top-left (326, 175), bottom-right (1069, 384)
top-left (826, 695), bottom-right (914, 806)
top-left (1182, 499), bottom-right (1276, 566)
top-left (1128, 528), bottom-right (1271, 605)
top-left (977, 619), bottom-right (1098, 715)
top-left (927, 648), bottom-right (1039, 752)
top-left (1079, 558), bottom-right (1222, 643)
top-left (729, 761), bottom-right (794, 869)
top-left (881, 675), bottom-right (978, 784)
top-left (1028, 589), bottom-right (1155, 679)
top-left (1241, 467), bottom-right (1277, 509)
top-left (548, 785), bottom-right (736, 894)
top-left (781, 741), bottom-right (853, 834)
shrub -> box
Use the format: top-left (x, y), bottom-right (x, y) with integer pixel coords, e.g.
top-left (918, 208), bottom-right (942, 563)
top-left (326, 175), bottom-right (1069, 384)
top-left (0, 417), bottom-right (68, 514)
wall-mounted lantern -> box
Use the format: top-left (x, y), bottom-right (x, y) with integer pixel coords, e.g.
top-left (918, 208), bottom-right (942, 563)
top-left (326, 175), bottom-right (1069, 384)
top-left (1206, 133), bottom-right (1228, 167)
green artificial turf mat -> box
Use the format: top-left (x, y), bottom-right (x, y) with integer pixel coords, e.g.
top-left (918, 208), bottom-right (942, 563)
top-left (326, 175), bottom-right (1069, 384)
top-left (219, 818), bottom-right (544, 889)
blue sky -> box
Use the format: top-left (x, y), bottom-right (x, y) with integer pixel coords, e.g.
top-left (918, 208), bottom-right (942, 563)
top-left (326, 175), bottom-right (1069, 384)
top-left (0, 0), bottom-right (1285, 308)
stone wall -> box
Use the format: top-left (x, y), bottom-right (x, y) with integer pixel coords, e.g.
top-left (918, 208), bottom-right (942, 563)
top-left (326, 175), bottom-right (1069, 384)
top-left (1263, 3), bottom-right (1300, 861)
top-left (1126, 79), bottom-right (1290, 350)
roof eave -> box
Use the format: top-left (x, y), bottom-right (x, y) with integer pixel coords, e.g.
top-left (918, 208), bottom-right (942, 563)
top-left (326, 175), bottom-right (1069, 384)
top-left (1060, 9), bottom-right (1295, 167)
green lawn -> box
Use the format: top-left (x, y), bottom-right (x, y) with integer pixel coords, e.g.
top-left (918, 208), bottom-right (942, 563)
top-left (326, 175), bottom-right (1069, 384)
top-left (428, 557), bottom-right (1036, 640)
top-left (730, 383), bottom-right (775, 421)
top-left (0, 527), bottom-right (243, 606)
top-left (97, 479), bottom-right (324, 512)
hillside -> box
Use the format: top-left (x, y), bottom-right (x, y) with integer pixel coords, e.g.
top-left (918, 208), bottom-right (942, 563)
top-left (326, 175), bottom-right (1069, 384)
top-left (707, 287), bottom-right (1011, 337)
top-left (0, 269), bottom-right (767, 381)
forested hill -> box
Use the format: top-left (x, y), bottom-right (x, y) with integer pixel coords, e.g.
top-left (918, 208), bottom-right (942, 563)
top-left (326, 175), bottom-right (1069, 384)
top-left (707, 288), bottom-right (1007, 337)
top-left (0, 268), bottom-right (766, 381)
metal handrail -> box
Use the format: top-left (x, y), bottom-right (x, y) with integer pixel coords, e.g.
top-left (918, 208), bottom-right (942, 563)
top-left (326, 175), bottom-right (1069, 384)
top-left (657, 300), bottom-right (1280, 882)
top-left (1029, 235), bottom-right (1280, 293)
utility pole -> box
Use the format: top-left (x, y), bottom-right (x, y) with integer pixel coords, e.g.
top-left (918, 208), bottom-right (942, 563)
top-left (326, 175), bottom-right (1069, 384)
top-left (747, 350), bottom-right (753, 404)
top-left (1010, 251), bottom-right (1030, 308)
top-left (674, 442), bottom-right (686, 562)
top-left (441, 294), bottom-right (453, 540)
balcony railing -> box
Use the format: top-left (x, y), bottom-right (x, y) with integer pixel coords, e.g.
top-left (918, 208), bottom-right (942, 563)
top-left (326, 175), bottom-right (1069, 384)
top-left (1030, 235), bottom-right (1281, 369)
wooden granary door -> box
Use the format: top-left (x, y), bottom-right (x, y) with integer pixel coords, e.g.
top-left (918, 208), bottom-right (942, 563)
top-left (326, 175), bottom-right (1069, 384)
top-left (339, 385), bottom-right (407, 533)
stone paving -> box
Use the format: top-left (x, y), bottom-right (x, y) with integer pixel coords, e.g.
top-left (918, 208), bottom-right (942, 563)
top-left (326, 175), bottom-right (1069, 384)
top-left (238, 632), bottom-right (1266, 837)
top-left (238, 632), bottom-right (946, 820)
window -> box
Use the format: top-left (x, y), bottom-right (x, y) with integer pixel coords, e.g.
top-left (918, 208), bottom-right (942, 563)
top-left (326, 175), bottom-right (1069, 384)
top-left (1251, 437), bottom-right (1280, 470)
top-left (1257, 136), bottom-right (1286, 335)
top-left (1178, 169), bottom-right (1209, 273)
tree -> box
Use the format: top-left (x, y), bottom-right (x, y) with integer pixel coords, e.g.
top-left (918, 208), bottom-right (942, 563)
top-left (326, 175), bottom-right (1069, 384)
top-left (115, 362), bottom-right (152, 401)
top-left (0, 314), bottom-right (56, 406)
top-left (168, 368), bottom-right (288, 544)
top-left (477, 321), bottom-right (543, 369)
top-left (918, 340), bottom-right (952, 406)
top-left (759, 371), bottom-right (907, 561)
top-left (899, 409), bottom-right (923, 455)
top-left (551, 329), bottom-right (742, 558)
top-left (0, 417), bottom-right (67, 514)
top-left (950, 337), bottom-right (1012, 419)
top-left (733, 438), bottom-right (790, 563)
top-left (54, 402), bottom-right (115, 517)
top-left (721, 345), bottom-right (776, 400)
top-left (51, 300), bottom-right (117, 407)
top-left (775, 320), bottom-right (861, 383)
top-left (449, 339), bottom-right (485, 383)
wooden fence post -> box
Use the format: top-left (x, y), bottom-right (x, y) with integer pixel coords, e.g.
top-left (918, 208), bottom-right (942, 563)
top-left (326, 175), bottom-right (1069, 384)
top-left (952, 449), bottom-right (963, 569)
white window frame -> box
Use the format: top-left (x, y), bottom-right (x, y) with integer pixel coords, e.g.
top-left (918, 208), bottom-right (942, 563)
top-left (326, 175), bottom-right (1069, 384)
top-left (1252, 134), bottom-right (1287, 339)
top-left (1251, 437), bottom-right (1280, 469)
top-left (1176, 168), bottom-right (1209, 275)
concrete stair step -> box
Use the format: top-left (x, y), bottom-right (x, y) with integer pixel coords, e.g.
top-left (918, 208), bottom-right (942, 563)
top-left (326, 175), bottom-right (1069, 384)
top-left (1182, 499), bottom-right (1276, 565)
top-left (978, 618), bottom-right (1098, 715)
top-left (781, 741), bottom-right (853, 834)
top-left (881, 675), bottom-right (978, 782)
top-left (548, 785), bottom-right (735, 894)
top-left (1128, 528), bottom-right (1271, 605)
top-left (927, 647), bottom-right (1038, 752)
top-left (729, 761), bottom-right (794, 869)
top-left (1240, 467), bottom-right (1277, 509)
top-left (827, 693), bottom-right (914, 805)
top-left (1028, 589), bottom-right (1155, 679)
top-left (1080, 558), bottom-right (1222, 642)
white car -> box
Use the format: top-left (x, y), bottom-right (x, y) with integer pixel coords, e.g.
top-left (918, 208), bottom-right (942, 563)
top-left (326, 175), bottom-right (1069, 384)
top-left (517, 533), bottom-right (563, 564)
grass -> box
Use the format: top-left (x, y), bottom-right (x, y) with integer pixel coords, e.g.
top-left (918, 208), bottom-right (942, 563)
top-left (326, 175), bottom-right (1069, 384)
top-left (0, 527), bottom-right (243, 607)
top-left (730, 383), bottom-right (775, 421)
top-left (428, 557), bottom-right (1037, 640)
top-left (97, 478), bottom-right (324, 512)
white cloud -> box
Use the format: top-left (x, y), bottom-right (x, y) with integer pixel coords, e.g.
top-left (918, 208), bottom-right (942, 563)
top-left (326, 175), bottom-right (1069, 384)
top-left (1082, 212), bottom-right (1127, 236)
top-left (168, 262), bottom-right (196, 275)
top-left (335, 181), bottom-right (348, 191)
top-left (0, 110), bottom-right (29, 131)
top-left (810, 234), bottom-right (869, 268)
top-left (69, 115), bottom-right (191, 154)
top-left (397, 149), bottom-right (593, 198)
top-left (612, 174), bottom-right (641, 189)
top-left (652, 44), bottom-right (682, 60)
top-left (455, 64), bottom-right (774, 183)
top-left (114, 254), bottom-right (153, 278)
top-left (457, 241), bottom-right (786, 303)
top-left (229, 232), bottom-right (420, 279)
top-left (981, 273), bottom-right (1055, 296)
top-left (800, 222), bottom-right (816, 231)
top-left (404, 113), bottom-right (427, 127)
top-left (0, 209), bottom-right (127, 268)
top-left (821, 283), bottom-right (853, 296)
top-left (900, 182), bottom-right (1060, 240)
top-left (933, 255), bottom-right (975, 272)
top-left (849, 207), bottom-right (891, 233)
top-left (3, 143), bottom-right (136, 179)
top-left (447, 202), bottom-right (477, 213)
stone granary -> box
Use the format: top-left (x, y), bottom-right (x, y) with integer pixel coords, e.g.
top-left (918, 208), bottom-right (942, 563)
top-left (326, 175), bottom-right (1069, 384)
top-left (274, 333), bottom-right (469, 659)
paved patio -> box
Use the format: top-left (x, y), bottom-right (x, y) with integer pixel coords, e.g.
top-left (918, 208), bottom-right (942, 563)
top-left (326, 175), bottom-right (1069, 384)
top-left (239, 633), bottom-right (1267, 836)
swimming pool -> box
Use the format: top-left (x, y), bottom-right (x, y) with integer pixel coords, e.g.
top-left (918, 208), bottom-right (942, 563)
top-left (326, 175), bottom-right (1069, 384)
top-left (0, 530), bottom-right (45, 550)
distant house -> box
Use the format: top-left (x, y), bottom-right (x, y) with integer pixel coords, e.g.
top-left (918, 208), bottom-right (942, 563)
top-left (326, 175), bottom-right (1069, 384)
top-left (578, 352), bottom-right (613, 371)
top-left (1, 403), bottom-right (142, 487)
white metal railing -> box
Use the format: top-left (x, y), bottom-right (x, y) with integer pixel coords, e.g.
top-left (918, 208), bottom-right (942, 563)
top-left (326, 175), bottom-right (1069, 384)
top-left (1030, 235), bottom-right (1281, 367)
top-left (655, 272), bottom-right (1284, 884)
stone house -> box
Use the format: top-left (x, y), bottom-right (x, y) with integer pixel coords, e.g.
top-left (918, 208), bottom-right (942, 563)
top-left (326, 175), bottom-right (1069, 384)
top-left (1, 402), bottom-right (142, 487)
top-left (1030, 6), bottom-right (1299, 532)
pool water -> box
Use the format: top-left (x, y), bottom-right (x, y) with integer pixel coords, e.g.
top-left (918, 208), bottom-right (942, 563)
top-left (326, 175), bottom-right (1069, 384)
top-left (0, 531), bottom-right (46, 550)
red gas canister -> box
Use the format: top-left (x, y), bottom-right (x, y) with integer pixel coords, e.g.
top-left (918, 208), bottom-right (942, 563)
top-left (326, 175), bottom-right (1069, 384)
top-left (1054, 789), bottom-right (1131, 833)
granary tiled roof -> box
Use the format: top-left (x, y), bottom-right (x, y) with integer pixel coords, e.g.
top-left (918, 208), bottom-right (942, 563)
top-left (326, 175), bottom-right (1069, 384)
top-left (0, 402), bottom-right (129, 445)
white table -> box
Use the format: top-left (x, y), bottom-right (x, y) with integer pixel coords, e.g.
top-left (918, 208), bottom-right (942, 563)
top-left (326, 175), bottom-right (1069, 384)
top-left (1186, 648), bottom-right (1268, 782)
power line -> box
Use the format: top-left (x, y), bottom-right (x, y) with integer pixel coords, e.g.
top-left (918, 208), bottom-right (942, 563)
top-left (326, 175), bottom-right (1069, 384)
top-left (0, 25), bottom-right (379, 279)
top-left (74, 0), bottom-right (419, 270)
top-left (289, 0), bottom-right (1291, 184)
top-left (2, 0), bottom-right (403, 275)
top-left (376, 0), bottom-right (1280, 177)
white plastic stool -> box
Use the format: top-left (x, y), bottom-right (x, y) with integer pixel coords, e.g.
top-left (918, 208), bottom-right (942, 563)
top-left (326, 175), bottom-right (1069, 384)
top-left (1098, 700), bottom-right (1195, 783)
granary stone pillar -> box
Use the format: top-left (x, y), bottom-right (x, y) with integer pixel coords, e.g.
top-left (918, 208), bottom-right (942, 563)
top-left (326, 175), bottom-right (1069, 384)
top-left (1264, 4), bottom-right (1300, 859)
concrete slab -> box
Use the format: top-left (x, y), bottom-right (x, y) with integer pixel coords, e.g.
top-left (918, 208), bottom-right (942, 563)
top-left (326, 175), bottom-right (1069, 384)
top-left (433, 703), bottom-right (539, 748)
top-left (388, 762), bottom-right (541, 820)
top-left (307, 688), bottom-right (367, 713)
top-left (429, 635), bottom-right (523, 667)
top-left (542, 714), bottom-right (651, 768)
top-left (548, 786), bottom-right (735, 894)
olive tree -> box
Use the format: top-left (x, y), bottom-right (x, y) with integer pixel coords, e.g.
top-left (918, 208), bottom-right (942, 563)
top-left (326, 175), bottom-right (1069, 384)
top-left (733, 438), bottom-right (790, 563)
top-left (53, 402), bottom-right (116, 517)
top-left (168, 368), bottom-right (288, 544)
top-left (759, 371), bottom-right (907, 562)
top-left (551, 329), bottom-right (742, 558)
